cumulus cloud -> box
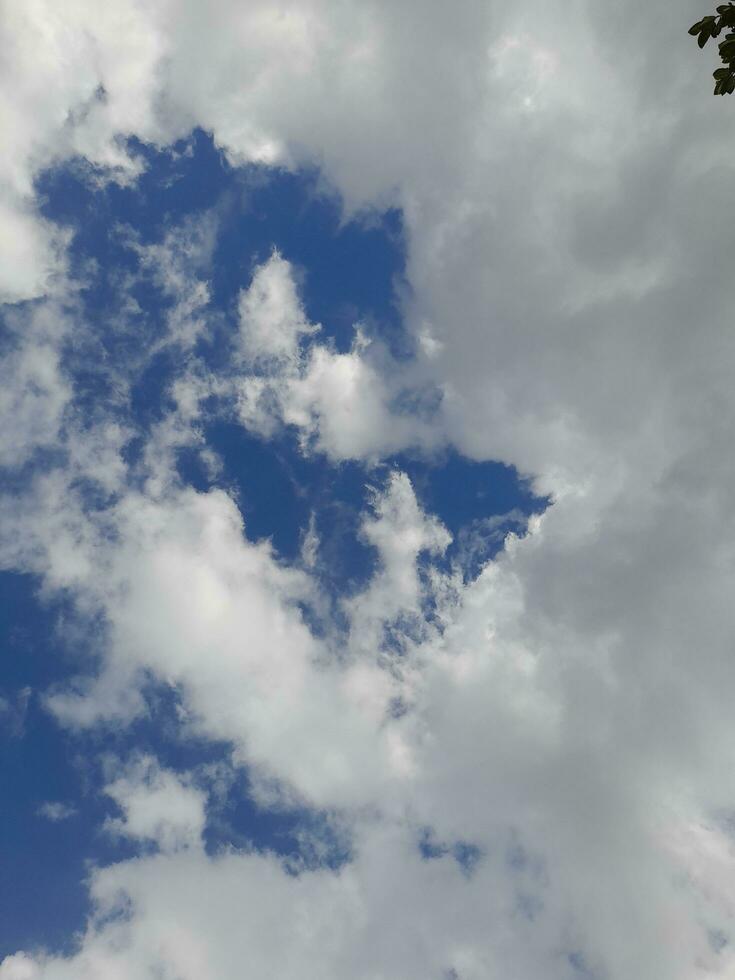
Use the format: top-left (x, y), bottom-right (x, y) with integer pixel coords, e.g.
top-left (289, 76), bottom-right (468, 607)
top-left (3, 0), bottom-right (735, 978)
top-left (0, 301), bottom-right (71, 469)
top-left (237, 251), bottom-right (433, 458)
top-left (102, 756), bottom-right (206, 853)
top-left (36, 478), bottom-right (420, 811)
top-left (238, 250), bottom-right (318, 364)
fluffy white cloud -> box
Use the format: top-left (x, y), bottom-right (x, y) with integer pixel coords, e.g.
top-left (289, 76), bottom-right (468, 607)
top-left (102, 756), bottom-right (206, 853)
top-left (4, 0), bottom-right (735, 978)
top-left (0, 300), bottom-right (71, 468)
top-left (237, 252), bottom-right (433, 458)
top-left (238, 251), bottom-right (317, 364)
top-left (25, 476), bottom-right (416, 811)
top-left (2, 815), bottom-right (729, 980)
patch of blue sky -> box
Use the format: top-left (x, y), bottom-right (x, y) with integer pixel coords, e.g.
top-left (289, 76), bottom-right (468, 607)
top-left (37, 129), bottom-right (406, 355)
top-left (566, 951), bottom-right (599, 979)
top-left (178, 423), bottom-right (381, 640)
top-left (417, 827), bottom-right (483, 879)
top-left (0, 574), bottom-right (109, 958)
top-left (1, 129), bottom-right (549, 957)
top-left (384, 449), bottom-right (547, 580)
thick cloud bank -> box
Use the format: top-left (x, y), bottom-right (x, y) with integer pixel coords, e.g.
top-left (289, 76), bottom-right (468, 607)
top-left (3, 1), bottom-right (735, 978)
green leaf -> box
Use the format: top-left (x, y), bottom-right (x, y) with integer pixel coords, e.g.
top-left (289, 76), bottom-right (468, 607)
top-left (689, 20), bottom-right (704, 34)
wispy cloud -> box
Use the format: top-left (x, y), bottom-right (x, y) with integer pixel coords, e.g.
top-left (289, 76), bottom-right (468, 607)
top-left (36, 801), bottom-right (77, 823)
top-left (0, 687), bottom-right (31, 739)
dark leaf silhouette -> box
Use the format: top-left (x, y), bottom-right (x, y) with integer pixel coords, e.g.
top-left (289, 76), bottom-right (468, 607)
top-left (690, 2), bottom-right (735, 90)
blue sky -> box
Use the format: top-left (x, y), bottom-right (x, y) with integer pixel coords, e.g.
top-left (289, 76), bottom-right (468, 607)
top-left (3, 4), bottom-right (735, 979)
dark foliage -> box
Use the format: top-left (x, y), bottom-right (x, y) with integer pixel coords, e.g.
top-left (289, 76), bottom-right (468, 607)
top-left (689, 4), bottom-right (735, 93)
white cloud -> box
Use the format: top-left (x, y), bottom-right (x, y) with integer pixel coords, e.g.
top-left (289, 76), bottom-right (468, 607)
top-left (0, 301), bottom-right (71, 469)
top-left (300, 512), bottom-right (319, 569)
top-left (344, 470), bottom-right (451, 658)
top-left (102, 756), bottom-right (206, 854)
top-left (1, 816), bottom-right (725, 980)
top-left (0, 953), bottom-right (39, 980)
top-left (237, 253), bottom-right (435, 458)
top-left (238, 251), bottom-right (318, 364)
top-left (0, 197), bottom-right (65, 305)
top-left (0, 0), bottom-right (163, 300)
top-left (36, 802), bottom-right (77, 822)
top-left (122, 211), bottom-right (218, 351)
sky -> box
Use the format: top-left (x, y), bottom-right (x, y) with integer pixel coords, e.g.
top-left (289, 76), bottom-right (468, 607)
top-left (2, 1), bottom-right (735, 978)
